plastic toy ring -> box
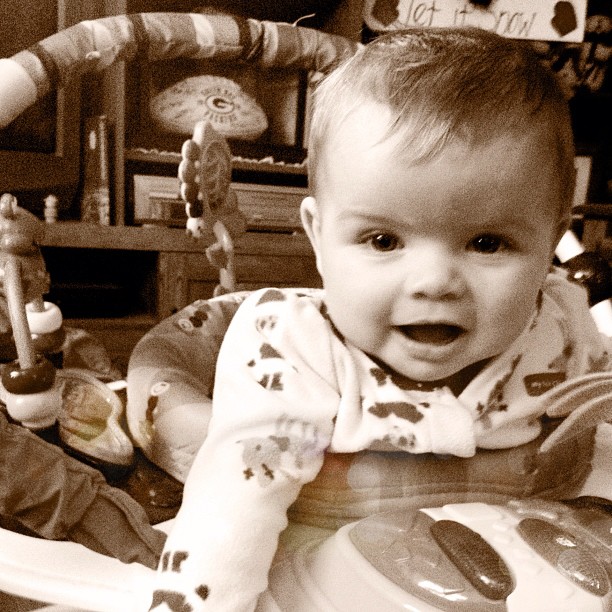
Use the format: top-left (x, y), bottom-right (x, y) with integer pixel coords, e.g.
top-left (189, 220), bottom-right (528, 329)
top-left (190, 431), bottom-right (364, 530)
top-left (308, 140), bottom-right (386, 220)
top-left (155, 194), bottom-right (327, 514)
top-left (1, 355), bottom-right (55, 394)
top-left (31, 326), bottom-right (66, 354)
top-left (25, 301), bottom-right (63, 334)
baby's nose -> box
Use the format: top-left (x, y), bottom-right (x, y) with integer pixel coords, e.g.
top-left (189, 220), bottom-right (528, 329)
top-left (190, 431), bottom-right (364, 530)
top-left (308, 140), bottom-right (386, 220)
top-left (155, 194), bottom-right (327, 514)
top-left (404, 249), bottom-right (465, 300)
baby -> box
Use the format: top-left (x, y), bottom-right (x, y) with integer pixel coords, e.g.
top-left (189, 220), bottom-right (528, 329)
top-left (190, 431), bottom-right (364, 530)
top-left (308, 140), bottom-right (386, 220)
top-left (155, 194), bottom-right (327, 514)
top-left (146, 27), bottom-right (610, 611)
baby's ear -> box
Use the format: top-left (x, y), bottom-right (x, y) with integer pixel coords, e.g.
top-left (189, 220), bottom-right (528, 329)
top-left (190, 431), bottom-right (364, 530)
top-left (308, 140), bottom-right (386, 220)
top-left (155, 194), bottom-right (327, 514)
top-left (300, 196), bottom-right (323, 276)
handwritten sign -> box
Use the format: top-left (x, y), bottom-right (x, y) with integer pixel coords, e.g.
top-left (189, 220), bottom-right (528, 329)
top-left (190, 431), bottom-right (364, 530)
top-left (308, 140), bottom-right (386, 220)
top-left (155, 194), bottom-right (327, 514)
top-left (364, 0), bottom-right (588, 42)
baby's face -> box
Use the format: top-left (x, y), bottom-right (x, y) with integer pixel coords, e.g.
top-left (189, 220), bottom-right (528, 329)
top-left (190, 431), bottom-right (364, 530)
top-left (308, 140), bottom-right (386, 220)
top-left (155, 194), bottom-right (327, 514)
top-left (303, 105), bottom-right (566, 383)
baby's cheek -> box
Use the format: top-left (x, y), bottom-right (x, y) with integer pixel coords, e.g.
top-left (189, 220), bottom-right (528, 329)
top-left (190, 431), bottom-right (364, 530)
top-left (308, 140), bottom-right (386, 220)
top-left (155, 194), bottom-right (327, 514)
top-left (482, 280), bottom-right (538, 342)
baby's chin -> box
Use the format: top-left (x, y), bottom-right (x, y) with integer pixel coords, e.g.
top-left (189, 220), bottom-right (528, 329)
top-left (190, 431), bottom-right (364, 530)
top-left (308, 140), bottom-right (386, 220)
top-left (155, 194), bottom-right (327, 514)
top-left (375, 355), bottom-right (493, 395)
top-left (372, 350), bottom-right (465, 381)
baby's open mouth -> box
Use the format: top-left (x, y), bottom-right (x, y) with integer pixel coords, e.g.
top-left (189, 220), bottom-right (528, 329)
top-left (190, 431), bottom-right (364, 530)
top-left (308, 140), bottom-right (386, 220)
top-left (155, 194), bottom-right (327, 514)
top-left (399, 323), bottom-right (465, 345)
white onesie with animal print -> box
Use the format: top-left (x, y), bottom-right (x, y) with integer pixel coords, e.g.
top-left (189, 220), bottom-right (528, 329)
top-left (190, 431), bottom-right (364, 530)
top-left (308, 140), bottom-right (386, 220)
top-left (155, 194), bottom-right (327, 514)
top-left (146, 272), bottom-right (610, 612)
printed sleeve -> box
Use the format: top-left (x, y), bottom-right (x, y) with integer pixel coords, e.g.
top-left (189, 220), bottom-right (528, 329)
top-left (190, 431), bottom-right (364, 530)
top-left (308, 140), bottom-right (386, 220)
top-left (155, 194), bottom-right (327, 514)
top-left (146, 288), bottom-right (341, 612)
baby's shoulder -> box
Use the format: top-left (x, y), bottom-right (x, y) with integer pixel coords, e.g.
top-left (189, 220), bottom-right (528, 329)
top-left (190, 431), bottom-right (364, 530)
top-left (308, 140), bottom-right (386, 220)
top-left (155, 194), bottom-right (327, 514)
top-left (229, 287), bottom-right (343, 349)
top-left (236, 287), bottom-right (326, 318)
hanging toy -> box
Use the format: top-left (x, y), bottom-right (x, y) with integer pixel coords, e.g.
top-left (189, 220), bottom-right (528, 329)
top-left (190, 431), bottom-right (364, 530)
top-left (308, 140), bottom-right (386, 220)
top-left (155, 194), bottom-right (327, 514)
top-left (556, 229), bottom-right (612, 336)
top-left (0, 193), bottom-right (63, 428)
top-left (179, 119), bottom-right (246, 296)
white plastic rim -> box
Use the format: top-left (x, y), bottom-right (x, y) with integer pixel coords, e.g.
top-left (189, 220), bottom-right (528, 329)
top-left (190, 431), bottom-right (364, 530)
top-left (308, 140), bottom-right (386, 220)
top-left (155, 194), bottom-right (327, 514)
top-left (591, 300), bottom-right (612, 337)
top-left (0, 524), bottom-right (155, 611)
top-left (556, 229), bottom-right (584, 263)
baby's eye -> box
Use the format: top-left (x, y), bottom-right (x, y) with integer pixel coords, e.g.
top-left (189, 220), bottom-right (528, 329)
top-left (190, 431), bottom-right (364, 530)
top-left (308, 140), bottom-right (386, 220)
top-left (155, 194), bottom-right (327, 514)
top-left (468, 234), bottom-right (508, 254)
top-left (367, 233), bottom-right (401, 252)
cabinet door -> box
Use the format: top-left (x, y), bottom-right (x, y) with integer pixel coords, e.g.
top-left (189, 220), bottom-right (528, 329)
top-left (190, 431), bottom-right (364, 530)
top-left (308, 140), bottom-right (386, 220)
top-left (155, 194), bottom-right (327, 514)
top-left (157, 252), bottom-right (216, 317)
top-left (158, 248), bottom-right (321, 316)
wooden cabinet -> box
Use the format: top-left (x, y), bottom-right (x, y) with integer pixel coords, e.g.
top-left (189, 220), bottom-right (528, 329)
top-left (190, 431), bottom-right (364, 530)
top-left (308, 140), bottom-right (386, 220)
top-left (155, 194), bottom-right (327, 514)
top-left (40, 223), bottom-right (321, 363)
top-left (157, 233), bottom-right (321, 318)
top-left (34, 0), bottom-right (362, 361)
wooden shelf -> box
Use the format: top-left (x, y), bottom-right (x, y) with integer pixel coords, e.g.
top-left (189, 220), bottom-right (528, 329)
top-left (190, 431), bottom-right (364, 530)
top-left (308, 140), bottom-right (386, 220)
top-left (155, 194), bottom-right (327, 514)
top-left (41, 222), bottom-right (205, 252)
top-left (66, 314), bottom-right (158, 328)
top-left (126, 148), bottom-right (308, 176)
top-left (40, 222), bottom-right (314, 255)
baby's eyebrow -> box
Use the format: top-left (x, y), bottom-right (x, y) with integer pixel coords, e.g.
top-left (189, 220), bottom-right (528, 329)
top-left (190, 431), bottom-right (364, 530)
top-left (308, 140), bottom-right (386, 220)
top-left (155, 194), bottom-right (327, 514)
top-left (337, 210), bottom-right (408, 227)
top-left (337, 208), bottom-right (546, 237)
top-left (466, 216), bottom-right (541, 235)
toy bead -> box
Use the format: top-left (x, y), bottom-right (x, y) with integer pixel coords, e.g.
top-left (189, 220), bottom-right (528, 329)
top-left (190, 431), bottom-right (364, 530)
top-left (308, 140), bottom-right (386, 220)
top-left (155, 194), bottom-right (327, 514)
top-left (178, 157), bottom-right (198, 185)
top-left (3, 386), bottom-right (63, 429)
top-left (26, 300), bottom-right (63, 334)
top-left (31, 327), bottom-right (65, 355)
top-left (181, 137), bottom-right (200, 161)
top-left (1, 355), bottom-right (55, 394)
top-left (1, 356), bottom-right (60, 428)
top-left (184, 196), bottom-right (203, 219)
top-left (186, 216), bottom-right (205, 239)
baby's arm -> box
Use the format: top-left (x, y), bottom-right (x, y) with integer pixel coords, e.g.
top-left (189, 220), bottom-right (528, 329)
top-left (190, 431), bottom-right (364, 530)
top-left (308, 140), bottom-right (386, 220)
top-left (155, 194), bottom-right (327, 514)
top-left (146, 289), bottom-right (340, 612)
